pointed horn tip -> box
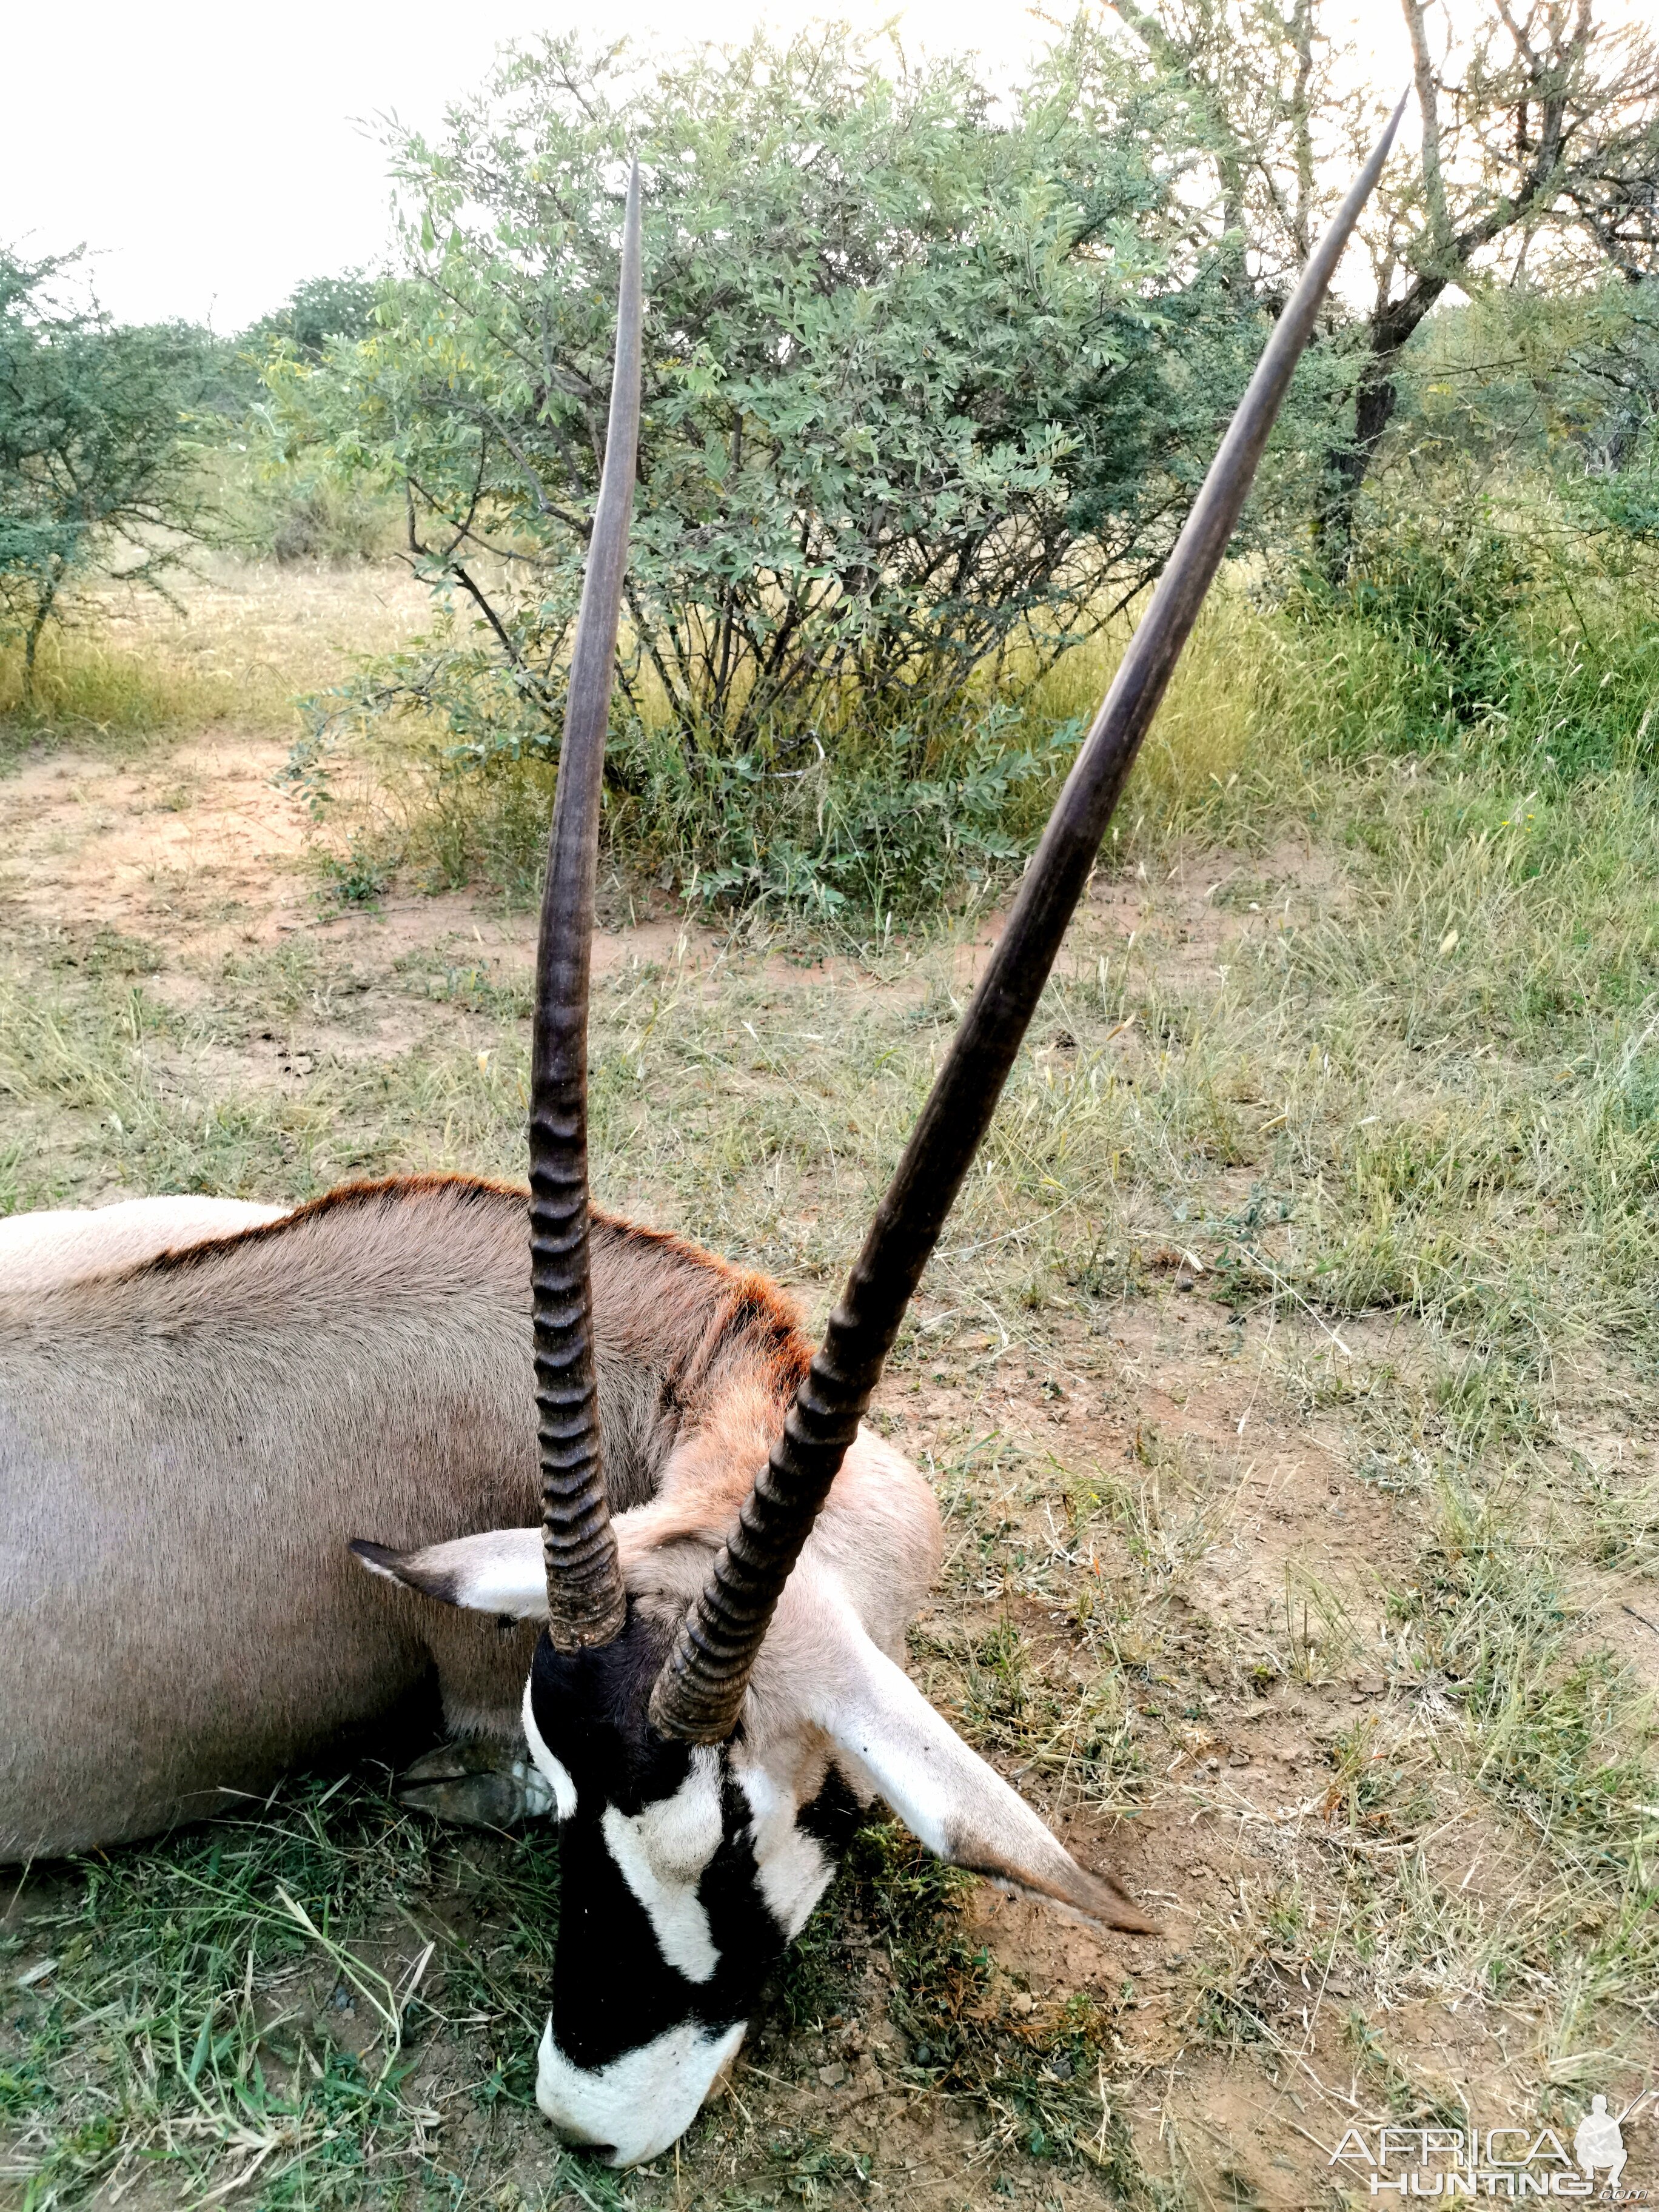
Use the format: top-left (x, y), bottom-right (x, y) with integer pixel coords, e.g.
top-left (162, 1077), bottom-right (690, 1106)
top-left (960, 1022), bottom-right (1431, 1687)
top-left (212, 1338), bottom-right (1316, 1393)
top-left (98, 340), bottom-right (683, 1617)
top-left (1329, 90), bottom-right (1409, 231)
top-left (1046, 1862), bottom-right (1162, 1937)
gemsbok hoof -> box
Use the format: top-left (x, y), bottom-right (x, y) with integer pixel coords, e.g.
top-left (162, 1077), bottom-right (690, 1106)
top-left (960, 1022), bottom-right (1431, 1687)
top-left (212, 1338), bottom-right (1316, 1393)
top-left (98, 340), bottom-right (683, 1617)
top-left (395, 1742), bottom-right (557, 1829)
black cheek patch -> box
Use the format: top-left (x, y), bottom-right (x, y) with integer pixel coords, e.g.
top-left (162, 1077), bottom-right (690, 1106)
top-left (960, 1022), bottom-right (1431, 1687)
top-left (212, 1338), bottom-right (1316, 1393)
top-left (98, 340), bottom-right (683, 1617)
top-left (551, 1809), bottom-right (713, 2071)
top-left (797, 1763), bottom-right (864, 1863)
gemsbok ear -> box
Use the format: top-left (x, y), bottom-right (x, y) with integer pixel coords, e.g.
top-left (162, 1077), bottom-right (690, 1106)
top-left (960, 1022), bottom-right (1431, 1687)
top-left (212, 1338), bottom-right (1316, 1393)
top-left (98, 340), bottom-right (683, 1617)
top-left (806, 1615), bottom-right (1159, 1936)
top-left (349, 1530), bottom-right (548, 1619)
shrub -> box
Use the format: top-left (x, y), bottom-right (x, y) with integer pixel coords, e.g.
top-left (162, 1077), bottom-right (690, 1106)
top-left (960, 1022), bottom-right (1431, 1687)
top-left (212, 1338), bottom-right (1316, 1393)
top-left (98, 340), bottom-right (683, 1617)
top-left (614, 705), bottom-right (1081, 922)
top-left (1337, 512), bottom-right (1534, 709)
top-left (0, 252), bottom-right (220, 699)
top-left (219, 451), bottom-right (400, 566)
top-left (297, 25), bottom-right (1256, 758)
top-left (297, 585), bottom-right (1284, 922)
top-left (1276, 493), bottom-right (1659, 779)
top-left (241, 273), bottom-right (380, 363)
top-left (220, 272), bottom-right (404, 565)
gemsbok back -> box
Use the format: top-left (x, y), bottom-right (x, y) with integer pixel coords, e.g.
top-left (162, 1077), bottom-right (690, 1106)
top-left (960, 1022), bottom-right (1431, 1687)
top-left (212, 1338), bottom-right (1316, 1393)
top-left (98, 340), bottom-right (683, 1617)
top-left (0, 122), bottom-right (1403, 2166)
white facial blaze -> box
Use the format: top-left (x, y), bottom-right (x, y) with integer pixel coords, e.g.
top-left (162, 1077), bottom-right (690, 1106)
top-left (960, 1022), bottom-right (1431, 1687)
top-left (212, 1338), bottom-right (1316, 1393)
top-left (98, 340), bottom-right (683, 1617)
top-left (599, 1746), bottom-right (723, 1985)
top-left (736, 1764), bottom-right (833, 1939)
top-left (537, 2013), bottom-right (745, 2168)
top-left (520, 1676), bottom-right (577, 1822)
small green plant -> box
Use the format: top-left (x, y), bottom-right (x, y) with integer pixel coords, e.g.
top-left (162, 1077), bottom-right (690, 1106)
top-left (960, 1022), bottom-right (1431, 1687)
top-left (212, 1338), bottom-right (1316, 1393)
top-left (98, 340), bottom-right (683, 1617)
top-left (1322, 508), bottom-right (1536, 717)
top-left (322, 827), bottom-right (398, 907)
top-left (1270, 492), bottom-right (1659, 780)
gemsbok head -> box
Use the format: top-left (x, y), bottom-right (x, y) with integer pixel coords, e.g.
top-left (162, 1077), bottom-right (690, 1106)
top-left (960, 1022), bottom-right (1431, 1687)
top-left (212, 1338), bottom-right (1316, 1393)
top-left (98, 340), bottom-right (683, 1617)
top-left (357, 119), bottom-right (1406, 2167)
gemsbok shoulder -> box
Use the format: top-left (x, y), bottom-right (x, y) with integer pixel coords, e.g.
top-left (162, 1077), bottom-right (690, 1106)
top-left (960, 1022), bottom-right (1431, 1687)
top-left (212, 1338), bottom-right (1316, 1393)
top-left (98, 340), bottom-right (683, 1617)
top-left (0, 120), bottom-right (1403, 2167)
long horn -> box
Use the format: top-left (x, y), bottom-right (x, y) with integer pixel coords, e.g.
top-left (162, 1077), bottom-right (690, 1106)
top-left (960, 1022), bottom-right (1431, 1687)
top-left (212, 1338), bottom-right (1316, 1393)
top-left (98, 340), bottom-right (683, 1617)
top-left (531, 162), bottom-right (643, 1653)
top-left (649, 99), bottom-right (1409, 1741)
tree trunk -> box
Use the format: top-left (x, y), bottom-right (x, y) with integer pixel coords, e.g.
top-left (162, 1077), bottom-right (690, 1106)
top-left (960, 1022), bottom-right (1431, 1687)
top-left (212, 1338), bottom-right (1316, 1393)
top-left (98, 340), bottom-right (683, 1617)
top-left (21, 568), bottom-right (61, 705)
top-left (1315, 350), bottom-right (1403, 572)
top-left (1315, 273), bottom-right (1450, 575)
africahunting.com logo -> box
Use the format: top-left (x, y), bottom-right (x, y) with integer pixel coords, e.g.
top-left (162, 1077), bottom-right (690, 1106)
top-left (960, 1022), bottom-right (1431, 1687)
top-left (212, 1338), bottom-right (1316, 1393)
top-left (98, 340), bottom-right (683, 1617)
top-left (1326, 2096), bottom-right (1655, 2199)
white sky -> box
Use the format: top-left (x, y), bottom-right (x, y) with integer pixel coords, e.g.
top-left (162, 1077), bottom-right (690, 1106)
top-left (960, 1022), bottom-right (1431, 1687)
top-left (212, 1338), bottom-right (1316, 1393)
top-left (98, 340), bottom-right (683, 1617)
top-left (4, 0), bottom-right (1412, 333)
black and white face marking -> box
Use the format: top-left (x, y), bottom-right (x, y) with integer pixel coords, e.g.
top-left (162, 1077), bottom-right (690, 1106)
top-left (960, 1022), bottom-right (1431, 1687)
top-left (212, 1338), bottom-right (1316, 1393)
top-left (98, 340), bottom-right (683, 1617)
top-left (358, 1524), bottom-right (1156, 2161)
top-left (519, 1610), bottom-right (860, 2168)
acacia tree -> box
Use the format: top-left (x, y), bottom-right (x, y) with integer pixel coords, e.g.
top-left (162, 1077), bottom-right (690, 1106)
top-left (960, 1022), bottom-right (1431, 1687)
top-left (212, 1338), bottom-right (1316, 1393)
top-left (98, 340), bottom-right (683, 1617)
top-left (300, 24), bottom-right (1253, 762)
top-left (1111, 0), bottom-right (1659, 563)
top-left (241, 273), bottom-right (381, 363)
top-left (0, 252), bottom-right (216, 694)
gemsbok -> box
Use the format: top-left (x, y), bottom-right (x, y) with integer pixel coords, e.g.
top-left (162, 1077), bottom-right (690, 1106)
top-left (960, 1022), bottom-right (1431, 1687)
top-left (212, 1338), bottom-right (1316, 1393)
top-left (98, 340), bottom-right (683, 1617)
top-left (0, 116), bottom-right (1403, 2166)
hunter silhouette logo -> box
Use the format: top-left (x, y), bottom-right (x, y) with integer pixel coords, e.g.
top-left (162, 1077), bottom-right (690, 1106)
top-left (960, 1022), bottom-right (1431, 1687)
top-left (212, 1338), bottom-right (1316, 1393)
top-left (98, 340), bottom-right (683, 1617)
top-left (1327, 2096), bottom-right (1652, 2199)
top-left (1574, 2101), bottom-right (1626, 2195)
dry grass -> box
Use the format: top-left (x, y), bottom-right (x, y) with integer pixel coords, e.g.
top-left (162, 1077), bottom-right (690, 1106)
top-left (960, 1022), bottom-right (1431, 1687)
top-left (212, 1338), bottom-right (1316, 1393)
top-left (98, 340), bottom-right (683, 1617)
top-left (1027, 587), bottom-right (1265, 834)
top-left (0, 558), bottom-right (430, 754)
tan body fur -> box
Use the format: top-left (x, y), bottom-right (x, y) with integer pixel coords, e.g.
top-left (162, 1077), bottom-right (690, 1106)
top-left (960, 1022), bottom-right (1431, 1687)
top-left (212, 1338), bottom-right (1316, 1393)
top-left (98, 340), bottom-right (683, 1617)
top-left (0, 1177), bottom-right (941, 1862)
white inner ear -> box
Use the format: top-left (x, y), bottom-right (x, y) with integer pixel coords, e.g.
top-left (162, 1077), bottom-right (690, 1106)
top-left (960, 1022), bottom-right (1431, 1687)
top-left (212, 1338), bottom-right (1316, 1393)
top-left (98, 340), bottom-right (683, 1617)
top-left (398, 1528), bottom-right (549, 1617)
top-left (802, 1604), bottom-right (1107, 1909)
top-left (806, 1624), bottom-right (960, 1858)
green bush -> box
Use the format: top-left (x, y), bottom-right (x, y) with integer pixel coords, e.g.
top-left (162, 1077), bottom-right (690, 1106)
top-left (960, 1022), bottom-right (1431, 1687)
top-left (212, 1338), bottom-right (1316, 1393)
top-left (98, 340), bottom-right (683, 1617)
top-left (612, 705), bottom-right (1081, 922)
top-left (295, 25), bottom-right (1258, 754)
top-left (1329, 510), bottom-right (1535, 714)
top-left (241, 273), bottom-right (380, 363)
top-left (0, 252), bottom-right (220, 695)
top-left (220, 272), bottom-right (403, 565)
top-left (1277, 497), bottom-right (1659, 779)
top-left (338, 693), bottom-right (1081, 923)
top-left (278, 21), bottom-right (1659, 919)
top-left (1581, 413), bottom-right (1659, 544)
top-left (219, 451), bottom-right (400, 565)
